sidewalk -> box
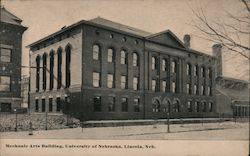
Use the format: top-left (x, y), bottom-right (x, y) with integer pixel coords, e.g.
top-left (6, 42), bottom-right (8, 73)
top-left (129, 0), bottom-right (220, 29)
top-left (0, 121), bottom-right (248, 140)
top-left (82, 117), bottom-right (234, 127)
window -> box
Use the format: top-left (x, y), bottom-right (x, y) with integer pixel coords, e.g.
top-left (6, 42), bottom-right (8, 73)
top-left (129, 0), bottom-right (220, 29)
top-left (93, 72), bottom-right (100, 87)
top-left (107, 48), bottom-right (114, 62)
top-left (172, 82), bottom-right (176, 93)
top-left (121, 75), bottom-right (127, 89)
top-left (194, 101), bottom-right (199, 112)
top-left (194, 84), bottom-right (197, 95)
top-left (36, 56), bottom-right (40, 92)
top-left (133, 52), bottom-right (138, 66)
top-left (56, 97), bottom-right (61, 112)
top-left (208, 68), bottom-right (212, 78)
top-left (153, 101), bottom-right (160, 112)
top-left (162, 59), bottom-right (167, 71)
top-left (187, 101), bottom-right (192, 112)
top-left (173, 100), bottom-right (180, 112)
top-left (171, 61), bottom-right (176, 73)
top-left (65, 45), bottom-right (71, 88)
top-left (35, 99), bottom-right (39, 112)
top-left (202, 102), bottom-right (206, 112)
top-left (134, 98), bottom-right (140, 112)
top-left (110, 34), bottom-right (114, 39)
top-left (208, 86), bottom-right (211, 96)
top-left (122, 37), bottom-right (127, 42)
top-left (187, 83), bottom-right (191, 94)
top-left (121, 97), bottom-right (128, 112)
top-left (133, 77), bottom-right (139, 90)
top-left (42, 54), bottom-right (47, 90)
top-left (57, 48), bottom-right (62, 89)
top-left (0, 76), bottom-right (10, 91)
top-left (107, 74), bottom-right (114, 88)
top-left (120, 50), bottom-right (127, 64)
top-left (108, 97), bottom-right (115, 112)
top-left (162, 80), bottom-right (166, 92)
top-left (49, 52), bottom-right (54, 90)
top-left (194, 65), bottom-right (198, 76)
top-left (201, 85), bottom-right (205, 95)
top-left (49, 98), bottom-right (53, 112)
top-left (93, 96), bottom-right (101, 112)
top-left (0, 48), bottom-right (11, 62)
top-left (201, 67), bottom-right (205, 77)
top-left (42, 99), bottom-right (46, 112)
top-left (187, 64), bottom-right (191, 75)
top-left (208, 102), bottom-right (213, 112)
top-left (93, 45), bottom-right (100, 60)
top-left (152, 79), bottom-right (156, 91)
top-left (152, 56), bottom-right (156, 70)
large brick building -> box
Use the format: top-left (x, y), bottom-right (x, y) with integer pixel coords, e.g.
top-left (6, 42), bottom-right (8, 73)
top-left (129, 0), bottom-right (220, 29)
top-left (28, 17), bottom-right (217, 120)
top-left (0, 7), bottom-right (27, 112)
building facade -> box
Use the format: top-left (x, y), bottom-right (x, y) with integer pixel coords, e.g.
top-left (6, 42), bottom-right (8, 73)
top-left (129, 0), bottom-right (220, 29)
top-left (28, 17), bottom-right (217, 120)
top-left (0, 7), bottom-right (27, 112)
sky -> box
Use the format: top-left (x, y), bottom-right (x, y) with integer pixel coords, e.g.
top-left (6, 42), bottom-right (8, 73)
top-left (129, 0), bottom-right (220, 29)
top-left (1, 0), bottom-right (249, 81)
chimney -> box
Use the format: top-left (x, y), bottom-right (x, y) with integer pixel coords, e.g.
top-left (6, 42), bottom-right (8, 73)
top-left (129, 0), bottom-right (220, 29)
top-left (212, 44), bottom-right (223, 77)
top-left (183, 34), bottom-right (191, 48)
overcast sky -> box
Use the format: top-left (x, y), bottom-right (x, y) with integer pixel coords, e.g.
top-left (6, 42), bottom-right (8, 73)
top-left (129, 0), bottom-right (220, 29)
top-left (1, 0), bottom-right (249, 80)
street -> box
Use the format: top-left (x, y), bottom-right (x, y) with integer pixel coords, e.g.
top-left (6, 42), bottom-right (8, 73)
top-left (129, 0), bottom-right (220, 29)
top-left (0, 121), bottom-right (248, 140)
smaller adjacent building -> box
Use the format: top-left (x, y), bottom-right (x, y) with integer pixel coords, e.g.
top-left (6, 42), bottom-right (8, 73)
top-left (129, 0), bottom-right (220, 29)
top-left (0, 7), bottom-right (27, 112)
top-left (215, 76), bottom-right (249, 118)
top-left (213, 44), bottom-right (249, 118)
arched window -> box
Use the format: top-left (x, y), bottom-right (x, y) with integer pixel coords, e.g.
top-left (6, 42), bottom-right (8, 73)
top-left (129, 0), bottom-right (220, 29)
top-left (93, 44), bottom-right (100, 60)
top-left (65, 45), bottom-right (71, 88)
top-left (133, 52), bottom-right (139, 66)
top-left (187, 63), bottom-right (191, 75)
top-left (162, 59), bottom-right (167, 71)
top-left (201, 66), bottom-right (205, 77)
top-left (57, 48), bottom-right (62, 89)
top-left (171, 60), bottom-right (176, 73)
top-left (152, 99), bottom-right (160, 112)
top-left (194, 65), bottom-right (198, 76)
top-left (36, 55), bottom-right (40, 92)
top-left (42, 53), bottom-right (47, 90)
top-left (121, 50), bottom-right (127, 64)
top-left (49, 51), bottom-right (54, 90)
top-left (107, 48), bottom-right (114, 62)
top-left (173, 100), bottom-right (180, 112)
top-left (152, 56), bottom-right (156, 70)
top-left (208, 67), bottom-right (212, 78)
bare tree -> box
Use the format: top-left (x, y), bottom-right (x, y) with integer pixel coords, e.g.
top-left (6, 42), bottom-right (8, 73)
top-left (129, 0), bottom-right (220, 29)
top-left (191, 0), bottom-right (250, 60)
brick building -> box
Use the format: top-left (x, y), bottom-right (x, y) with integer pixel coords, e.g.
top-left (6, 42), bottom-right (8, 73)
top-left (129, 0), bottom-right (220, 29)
top-left (28, 17), bottom-right (217, 120)
top-left (0, 7), bottom-right (27, 112)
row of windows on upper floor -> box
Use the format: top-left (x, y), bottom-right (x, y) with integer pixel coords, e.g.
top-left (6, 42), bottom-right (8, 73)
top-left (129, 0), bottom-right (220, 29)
top-left (92, 44), bottom-right (140, 66)
top-left (92, 72), bottom-right (212, 96)
top-left (92, 44), bottom-right (213, 77)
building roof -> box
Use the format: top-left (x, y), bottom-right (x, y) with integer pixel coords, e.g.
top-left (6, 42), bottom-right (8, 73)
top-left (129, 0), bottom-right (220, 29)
top-left (27, 17), bottom-right (214, 58)
top-left (89, 17), bottom-right (152, 37)
top-left (216, 76), bottom-right (249, 102)
top-left (0, 7), bottom-right (24, 26)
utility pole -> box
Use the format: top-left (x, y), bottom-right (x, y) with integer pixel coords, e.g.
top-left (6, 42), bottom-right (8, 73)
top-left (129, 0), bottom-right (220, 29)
top-left (45, 112), bottom-right (48, 130)
top-left (167, 102), bottom-right (170, 133)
